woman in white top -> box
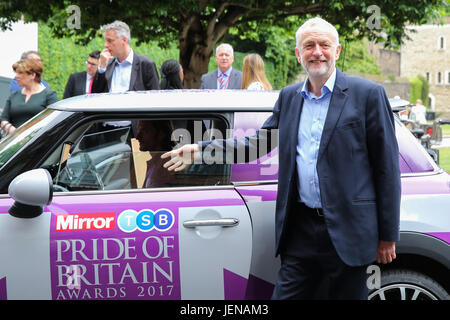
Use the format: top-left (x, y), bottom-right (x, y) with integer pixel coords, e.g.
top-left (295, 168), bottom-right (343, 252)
top-left (241, 53), bottom-right (272, 91)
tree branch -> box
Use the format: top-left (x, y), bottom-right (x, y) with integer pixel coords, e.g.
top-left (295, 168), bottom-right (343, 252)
top-left (239, 2), bottom-right (325, 23)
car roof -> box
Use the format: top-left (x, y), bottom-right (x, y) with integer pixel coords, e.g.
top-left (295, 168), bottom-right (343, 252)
top-left (49, 89), bottom-right (280, 112)
top-left (389, 97), bottom-right (411, 112)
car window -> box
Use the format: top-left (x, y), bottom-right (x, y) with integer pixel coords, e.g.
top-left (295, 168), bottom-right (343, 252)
top-left (395, 119), bottom-right (437, 173)
top-left (0, 109), bottom-right (60, 169)
top-left (42, 117), bottom-right (230, 192)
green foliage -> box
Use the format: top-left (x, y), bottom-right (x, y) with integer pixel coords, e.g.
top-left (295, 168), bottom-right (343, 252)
top-left (438, 147), bottom-right (450, 173)
top-left (337, 39), bottom-right (381, 75)
top-left (41, 18), bottom-right (382, 96)
top-left (409, 77), bottom-right (422, 105)
top-left (2, 0), bottom-right (447, 88)
top-left (408, 75), bottom-right (430, 107)
top-left (38, 23), bottom-right (178, 99)
top-left (418, 74), bottom-right (429, 107)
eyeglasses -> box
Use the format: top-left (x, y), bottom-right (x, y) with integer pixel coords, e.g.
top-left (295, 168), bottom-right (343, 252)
top-left (85, 61), bottom-right (98, 67)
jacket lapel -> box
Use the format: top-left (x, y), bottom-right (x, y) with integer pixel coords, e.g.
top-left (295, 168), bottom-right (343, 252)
top-left (129, 52), bottom-right (139, 90)
top-left (289, 86), bottom-right (304, 154)
top-left (229, 69), bottom-right (238, 89)
top-left (81, 72), bottom-right (87, 93)
top-left (317, 70), bottom-right (349, 161)
top-left (105, 60), bottom-right (115, 92)
top-left (212, 70), bottom-right (218, 88)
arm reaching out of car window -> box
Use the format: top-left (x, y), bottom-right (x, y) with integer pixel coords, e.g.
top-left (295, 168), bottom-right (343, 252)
top-left (162, 143), bottom-right (200, 172)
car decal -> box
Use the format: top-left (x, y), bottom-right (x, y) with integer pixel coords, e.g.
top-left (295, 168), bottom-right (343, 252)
top-left (425, 232), bottom-right (450, 244)
top-left (49, 208), bottom-right (180, 300)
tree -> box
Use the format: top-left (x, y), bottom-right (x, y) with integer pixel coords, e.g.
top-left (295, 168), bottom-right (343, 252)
top-left (0, 0), bottom-right (446, 88)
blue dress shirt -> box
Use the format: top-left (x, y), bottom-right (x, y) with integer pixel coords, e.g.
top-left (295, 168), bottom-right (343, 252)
top-left (296, 69), bottom-right (336, 208)
top-left (98, 50), bottom-right (134, 127)
top-left (98, 49), bottom-right (134, 93)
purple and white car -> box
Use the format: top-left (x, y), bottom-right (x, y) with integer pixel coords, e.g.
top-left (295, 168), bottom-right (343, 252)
top-left (0, 90), bottom-right (448, 300)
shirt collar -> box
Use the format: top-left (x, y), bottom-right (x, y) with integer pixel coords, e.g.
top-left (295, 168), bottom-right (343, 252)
top-left (301, 68), bottom-right (336, 99)
top-left (115, 49), bottom-right (134, 66)
top-left (219, 67), bottom-right (232, 77)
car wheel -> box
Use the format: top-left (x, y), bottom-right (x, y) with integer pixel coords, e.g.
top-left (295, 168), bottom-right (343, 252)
top-left (368, 269), bottom-right (449, 300)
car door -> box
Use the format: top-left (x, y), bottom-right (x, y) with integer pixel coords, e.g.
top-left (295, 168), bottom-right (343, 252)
top-left (0, 115), bottom-right (253, 300)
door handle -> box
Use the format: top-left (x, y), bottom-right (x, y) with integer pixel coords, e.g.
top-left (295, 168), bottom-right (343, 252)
top-left (183, 218), bottom-right (239, 228)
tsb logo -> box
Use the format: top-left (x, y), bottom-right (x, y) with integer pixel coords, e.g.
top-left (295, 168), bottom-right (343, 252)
top-left (117, 209), bottom-right (175, 233)
top-left (55, 213), bottom-right (115, 231)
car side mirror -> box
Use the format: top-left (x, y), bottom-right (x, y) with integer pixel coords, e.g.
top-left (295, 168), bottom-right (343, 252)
top-left (8, 168), bottom-right (53, 218)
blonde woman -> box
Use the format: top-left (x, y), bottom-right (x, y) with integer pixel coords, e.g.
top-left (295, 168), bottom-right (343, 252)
top-left (241, 53), bottom-right (272, 90)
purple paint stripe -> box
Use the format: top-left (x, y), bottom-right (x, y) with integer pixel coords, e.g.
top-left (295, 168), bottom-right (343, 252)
top-left (245, 274), bottom-right (274, 300)
top-left (426, 232), bottom-right (450, 244)
top-left (0, 277), bottom-right (7, 300)
top-left (223, 269), bottom-right (247, 300)
top-left (235, 185), bottom-right (278, 202)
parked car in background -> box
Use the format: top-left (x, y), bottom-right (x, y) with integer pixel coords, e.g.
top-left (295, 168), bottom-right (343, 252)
top-left (0, 90), bottom-right (448, 300)
top-left (390, 97), bottom-right (450, 164)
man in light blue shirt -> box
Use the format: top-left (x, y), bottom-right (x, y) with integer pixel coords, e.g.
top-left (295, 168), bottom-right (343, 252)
top-left (92, 20), bottom-right (159, 94)
top-left (163, 17), bottom-right (400, 300)
top-left (105, 49), bottom-right (133, 93)
top-left (92, 21), bottom-right (160, 129)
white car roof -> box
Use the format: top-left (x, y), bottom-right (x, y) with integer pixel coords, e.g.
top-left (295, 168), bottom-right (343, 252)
top-left (50, 89), bottom-right (280, 112)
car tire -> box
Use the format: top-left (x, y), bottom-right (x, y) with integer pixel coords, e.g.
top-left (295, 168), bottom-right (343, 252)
top-left (368, 269), bottom-right (449, 300)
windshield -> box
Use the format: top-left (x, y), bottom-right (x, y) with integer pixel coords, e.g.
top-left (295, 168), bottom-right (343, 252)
top-left (0, 108), bottom-right (60, 168)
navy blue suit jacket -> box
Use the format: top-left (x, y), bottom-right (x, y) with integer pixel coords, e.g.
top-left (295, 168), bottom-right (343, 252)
top-left (203, 70), bottom-right (401, 266)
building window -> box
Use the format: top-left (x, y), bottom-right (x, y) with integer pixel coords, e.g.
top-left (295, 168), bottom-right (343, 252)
top-left (437, 72), bottom-right (442, 85)
top-left (426, 72), bottom-right (430, 83)
top-left (447, 71), bottom-right (450, 85)
top-left (438, 36), bottom-right (445, 50)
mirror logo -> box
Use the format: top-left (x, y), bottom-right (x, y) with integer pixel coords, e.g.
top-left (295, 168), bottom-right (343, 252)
top-left (55, 213), bottom-right (116, 231)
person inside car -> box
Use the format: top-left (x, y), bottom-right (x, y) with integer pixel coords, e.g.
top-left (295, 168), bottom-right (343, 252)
top-left (136, 120), bottom-right (176, 188)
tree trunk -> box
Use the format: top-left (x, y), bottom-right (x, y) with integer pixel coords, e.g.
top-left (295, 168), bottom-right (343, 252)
top-left (177, 5), bottom-right (248, 89)
top-left (177, 13), bottom-right (213, 89)
top-left (180, 42), bottom-right (212, 89)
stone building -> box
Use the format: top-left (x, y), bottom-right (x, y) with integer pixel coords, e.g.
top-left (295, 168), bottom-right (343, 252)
top-left (369, 19), bottom-right (450, 118)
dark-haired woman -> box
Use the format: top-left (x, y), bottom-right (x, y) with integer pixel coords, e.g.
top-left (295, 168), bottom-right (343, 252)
top-left (160, 59), bottom-right (184, 89)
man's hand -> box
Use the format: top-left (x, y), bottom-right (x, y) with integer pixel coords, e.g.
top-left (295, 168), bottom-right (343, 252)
top-left (377, 241), bottom-right (396, 264)
top-left (162, 144), bottom-right (200, 172)
top-left (99, 49), bottom-right (113, 69)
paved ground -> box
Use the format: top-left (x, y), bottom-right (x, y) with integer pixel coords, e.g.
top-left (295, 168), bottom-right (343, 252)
top-left (431, 136), bottom-right (450, 149)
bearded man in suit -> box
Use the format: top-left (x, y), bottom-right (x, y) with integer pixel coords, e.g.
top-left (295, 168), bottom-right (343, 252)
top-left (162, 17), bottom-right (401, 300)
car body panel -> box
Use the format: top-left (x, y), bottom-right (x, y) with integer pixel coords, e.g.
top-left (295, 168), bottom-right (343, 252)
top-left (0, 90), bottom-right (448, 300)
top-left (0, 187), bottom-right (253, 300)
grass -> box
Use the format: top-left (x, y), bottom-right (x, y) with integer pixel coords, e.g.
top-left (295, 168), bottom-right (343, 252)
top-left (437, 125), bottom-right (450, 173)
top-left (442, 124), bottom-right (450, 137)
top-left (439, 147), bottom-right (450, 173)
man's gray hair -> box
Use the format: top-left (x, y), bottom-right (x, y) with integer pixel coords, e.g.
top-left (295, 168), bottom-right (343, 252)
top-left (215, 43), bottom-right (234, 56)
top-left (295, 17), bottom-right (340, 49)
top-left (20, 50), bottom-right (40, 60)
top-left (102, 20), bottom-right (131, 42)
